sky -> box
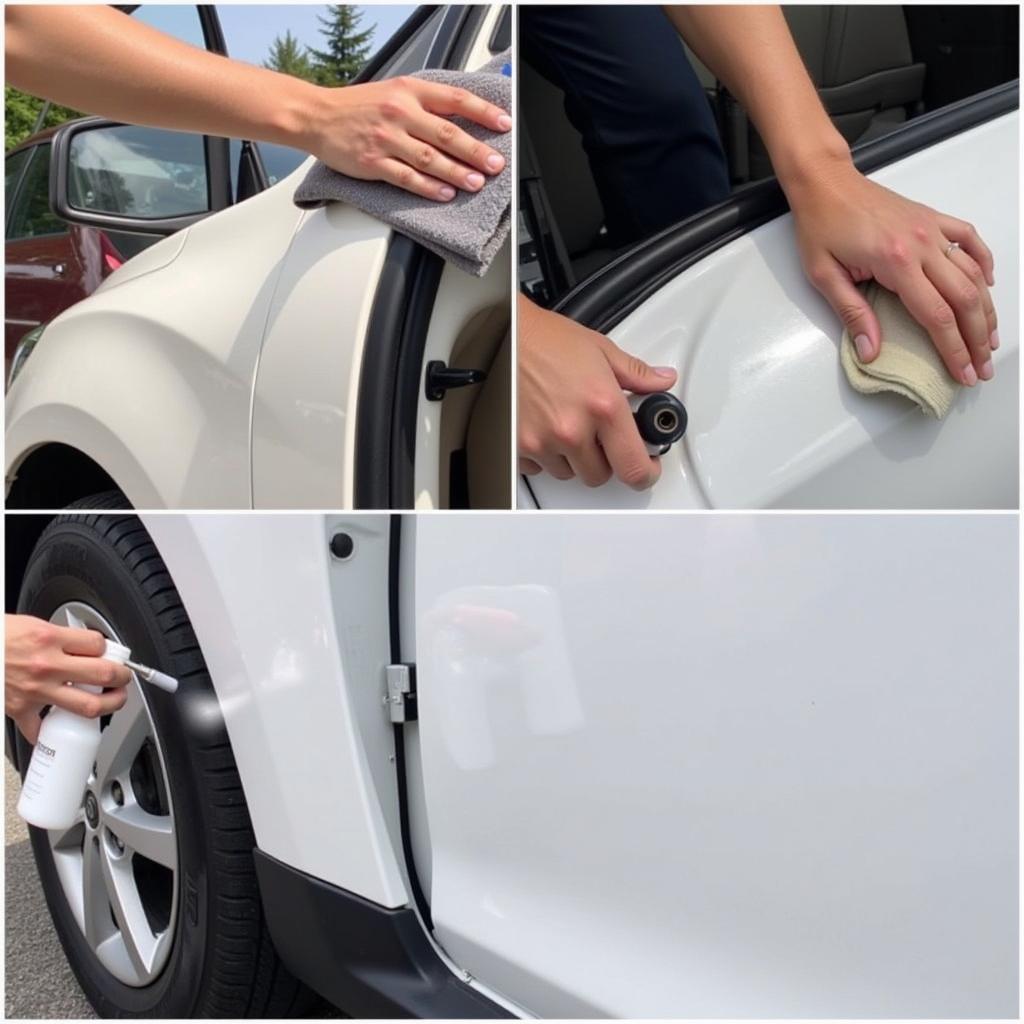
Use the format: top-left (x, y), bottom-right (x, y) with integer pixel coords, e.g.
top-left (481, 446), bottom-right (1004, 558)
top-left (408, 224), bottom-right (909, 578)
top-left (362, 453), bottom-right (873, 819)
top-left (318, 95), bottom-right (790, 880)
top-left (215, 4), bottom-right (418, 68)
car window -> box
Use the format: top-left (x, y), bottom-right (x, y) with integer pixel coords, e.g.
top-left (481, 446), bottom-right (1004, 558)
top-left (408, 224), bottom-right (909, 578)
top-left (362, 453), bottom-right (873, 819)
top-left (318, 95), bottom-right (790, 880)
top-left (129, 4), bottom-right (206, 49)
top-left (7, 145), bottom-right (66, 241)
top-left (5, 148), bottom-right (33, 223)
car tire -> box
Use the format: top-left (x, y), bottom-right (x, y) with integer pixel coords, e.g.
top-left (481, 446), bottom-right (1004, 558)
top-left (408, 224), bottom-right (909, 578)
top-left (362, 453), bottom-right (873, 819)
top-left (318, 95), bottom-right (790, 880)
top-left (15, 505), bottom-right (318, 1017)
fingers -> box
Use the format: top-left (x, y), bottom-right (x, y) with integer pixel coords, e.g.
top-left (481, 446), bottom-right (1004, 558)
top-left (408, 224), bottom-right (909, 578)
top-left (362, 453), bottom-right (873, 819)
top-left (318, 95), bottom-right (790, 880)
top-left (532, 454), bottom-right (575, 481)
top-left (387, 130), bottom-right (487, 196)
top-left (410, 109), bottom-right (506, 178)
top-left (55, 652), bottom-right (132, 690)
top-left (375, 157), bottom-right (458, 202)
top-left (947, 245), bottom-right (999, 348)
top-left (412, 79), bottom-right (512, 134)
top-left (807, 256), bottom-right (882, 361)
top-left (894, 269), bottom-right (976, 385)
top-left (565, 440), bottom-right (613, 488)
top-left (935, 214), bottom-right (995, 286)
top-left (594, 335), bottom-right (677, 394)
top-left (56, 625), bottom-right (107, 657)
top-left (38, 680), bottom-right (129, 719)
top-left (597, 402), bottom-right (662, 491)
top-left (924, 250), bottom-right (996, 380)
top-left (519, 457), bottom-right (543, 475)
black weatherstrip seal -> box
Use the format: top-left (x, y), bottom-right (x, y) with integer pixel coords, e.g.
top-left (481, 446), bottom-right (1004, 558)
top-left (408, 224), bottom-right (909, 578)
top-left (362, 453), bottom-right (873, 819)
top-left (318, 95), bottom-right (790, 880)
top-left (388, 515), bottom-right (434, 930)
top-left (354, 5), bottom-right (491, 509)
top-left (556, 81), bottom-right (1019, 334)
top-left (253, 850), bottom-right (513, 1019)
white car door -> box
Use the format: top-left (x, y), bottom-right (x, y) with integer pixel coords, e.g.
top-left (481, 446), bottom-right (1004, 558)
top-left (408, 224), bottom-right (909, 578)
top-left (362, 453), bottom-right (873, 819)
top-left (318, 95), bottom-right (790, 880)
top-left (406, 513), bottom-right (1017, 1017)
top-left (252, 5), bottom-right (511, 511)
top-left (522, 88), bottom-right (1018, 510)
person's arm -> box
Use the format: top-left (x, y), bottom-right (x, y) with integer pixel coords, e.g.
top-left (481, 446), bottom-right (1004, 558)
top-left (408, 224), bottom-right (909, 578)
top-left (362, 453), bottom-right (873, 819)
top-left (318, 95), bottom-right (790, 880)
top-left (5, 5), bottom-right (510, 202)
top-left (663, 5), bottom-right (998, 385)
top-left (5, 614), bottom-right (132, 744)
top-left (518, 294), bottom-right (676, 490)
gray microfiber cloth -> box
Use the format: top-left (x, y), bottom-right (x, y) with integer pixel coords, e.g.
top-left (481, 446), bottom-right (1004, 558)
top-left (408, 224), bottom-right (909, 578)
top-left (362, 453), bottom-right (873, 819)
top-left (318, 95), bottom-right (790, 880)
top-left (840, 280), bottom-right (959, 419)
top-left (294, 51), bottom-right (511, 277)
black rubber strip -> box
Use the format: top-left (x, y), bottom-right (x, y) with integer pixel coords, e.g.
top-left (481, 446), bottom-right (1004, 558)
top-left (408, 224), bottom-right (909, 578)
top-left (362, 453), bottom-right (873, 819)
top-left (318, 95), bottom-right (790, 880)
top-left (556, 81), bottom-right (1019, 332)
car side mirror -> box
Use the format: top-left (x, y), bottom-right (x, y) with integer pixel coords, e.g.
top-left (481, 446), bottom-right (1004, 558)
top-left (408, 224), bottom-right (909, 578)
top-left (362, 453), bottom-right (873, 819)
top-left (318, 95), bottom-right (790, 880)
top-left (49, 118), bottom-right (221, 236)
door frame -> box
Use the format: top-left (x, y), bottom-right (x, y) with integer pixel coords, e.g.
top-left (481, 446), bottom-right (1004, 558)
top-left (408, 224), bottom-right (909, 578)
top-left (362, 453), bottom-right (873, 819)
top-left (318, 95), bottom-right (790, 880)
top-left (353, 5), bottom-right (499, 509)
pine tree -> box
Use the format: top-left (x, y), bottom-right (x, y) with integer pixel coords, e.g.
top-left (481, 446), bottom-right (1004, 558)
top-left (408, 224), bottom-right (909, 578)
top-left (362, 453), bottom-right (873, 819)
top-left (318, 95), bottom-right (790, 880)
top-left (263, 30), bottom-right (315, 82)
top-left (308, 5), bottom-right (375, 86)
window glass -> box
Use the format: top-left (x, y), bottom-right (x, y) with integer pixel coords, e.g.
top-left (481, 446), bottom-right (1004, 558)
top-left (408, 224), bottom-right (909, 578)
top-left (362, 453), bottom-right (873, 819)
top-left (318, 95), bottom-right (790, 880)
top-left (5, 148), bottom-right (33, 223)
top-left (7, 145), bottom-right (66, 240)
top-left (129, 4), bottom-right (206, 49)
top-left (67, 125), bottom-right (209, 219)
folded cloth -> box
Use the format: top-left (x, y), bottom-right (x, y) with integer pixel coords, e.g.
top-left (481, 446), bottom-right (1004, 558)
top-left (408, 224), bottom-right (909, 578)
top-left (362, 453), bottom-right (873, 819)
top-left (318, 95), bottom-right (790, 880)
top-left (840, 280), bottom-right (959, 419)
top-left (294, 51), bottom-right (511, 277)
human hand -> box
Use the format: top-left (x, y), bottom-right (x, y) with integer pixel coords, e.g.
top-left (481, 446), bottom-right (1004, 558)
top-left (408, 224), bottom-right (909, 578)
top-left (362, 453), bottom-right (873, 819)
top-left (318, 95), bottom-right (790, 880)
top-left (518, 298), bottom-right (677, 490)
top-left (787, 155), bottom-right (997, 386)
top-left (305, 76), bottom-right (510, 202)
top-left (5, 614), bottom-right (131, 744)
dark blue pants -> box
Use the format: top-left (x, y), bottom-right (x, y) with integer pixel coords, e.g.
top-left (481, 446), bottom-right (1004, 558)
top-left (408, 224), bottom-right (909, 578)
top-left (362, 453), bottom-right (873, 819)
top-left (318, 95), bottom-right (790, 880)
top-left (520, 4), bottom-right (730, 247)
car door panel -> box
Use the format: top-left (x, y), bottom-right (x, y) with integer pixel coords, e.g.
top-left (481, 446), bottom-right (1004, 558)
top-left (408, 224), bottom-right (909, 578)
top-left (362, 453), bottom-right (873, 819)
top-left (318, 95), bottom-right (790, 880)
top-left (409, 513), bottom-right (1017, 1018)
top-left (526, 112), bottom-right (1019, 509)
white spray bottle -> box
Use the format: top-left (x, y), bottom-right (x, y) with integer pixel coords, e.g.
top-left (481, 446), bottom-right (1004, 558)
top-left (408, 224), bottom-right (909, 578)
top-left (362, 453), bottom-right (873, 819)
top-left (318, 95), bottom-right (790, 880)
top-left (17, 615), bottom-right (178, 831)
top-left (17, 636), bottom-right (132, 830)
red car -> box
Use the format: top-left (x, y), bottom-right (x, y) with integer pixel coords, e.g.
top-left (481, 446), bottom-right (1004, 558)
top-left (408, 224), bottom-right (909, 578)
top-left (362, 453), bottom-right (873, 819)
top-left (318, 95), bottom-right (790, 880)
top-left (4, 126), bottom-right (139, 379)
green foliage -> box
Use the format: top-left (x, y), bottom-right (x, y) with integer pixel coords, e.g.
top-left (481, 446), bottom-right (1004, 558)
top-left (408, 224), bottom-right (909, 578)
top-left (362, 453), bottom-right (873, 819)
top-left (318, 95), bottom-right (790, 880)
top-left (263, 30), bottom-right (316, 82)
top-left (5, 86), bottom-right (81, 151)
top-left (307, 5), bottom-right (375, 86)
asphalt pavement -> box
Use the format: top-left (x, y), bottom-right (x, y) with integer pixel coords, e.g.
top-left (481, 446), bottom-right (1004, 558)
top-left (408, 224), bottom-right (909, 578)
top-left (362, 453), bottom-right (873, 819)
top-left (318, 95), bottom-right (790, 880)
top-left (5, 757), bottom-right (96, 1019)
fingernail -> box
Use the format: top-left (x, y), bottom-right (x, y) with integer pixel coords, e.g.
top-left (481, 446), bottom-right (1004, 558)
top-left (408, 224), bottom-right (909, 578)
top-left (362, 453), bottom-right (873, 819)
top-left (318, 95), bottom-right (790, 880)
top-left (497, 114), bottom-right (512, 130)
top-left (979, 359), bottom-right (994, 381)
top-left (989, 329), bottom-right (1000, 350)
top-left (962, 364), bottom-right (978, 386)
top-left (439, 185), bottom-right (455, 200)
top-left (854, 334), bottom-right (872, 361)
top-left (653, 366), bottom-right (676, 378)
top-left (466, 172), bottom-right (485, 189)
top-left (485, 153), bottom-right (505, 172)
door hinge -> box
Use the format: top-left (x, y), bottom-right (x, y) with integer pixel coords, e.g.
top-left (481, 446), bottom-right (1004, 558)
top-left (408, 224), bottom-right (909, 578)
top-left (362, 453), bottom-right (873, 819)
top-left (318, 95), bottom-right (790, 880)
top-left (384, 663), bottom-right (417, 723)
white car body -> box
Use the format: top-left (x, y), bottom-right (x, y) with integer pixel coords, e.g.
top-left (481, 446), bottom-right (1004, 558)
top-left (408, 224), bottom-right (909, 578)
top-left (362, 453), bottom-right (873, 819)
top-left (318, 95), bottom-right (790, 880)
top-left (522, 108), bottom-right (1019, 510)
top-left (132, 511), bottom-right (1017, 1018)
top-left (5, 6), bottom-right (509, 511)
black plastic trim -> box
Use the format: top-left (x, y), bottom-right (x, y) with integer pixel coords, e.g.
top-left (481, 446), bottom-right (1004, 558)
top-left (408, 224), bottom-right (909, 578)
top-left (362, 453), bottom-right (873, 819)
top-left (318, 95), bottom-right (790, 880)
top-left (556, 81), bottom-right (1019, 333)
top-left (254, 849), bottom-right (512, 1018)
top-left (353, 5), bottom-right (491, 509)
top-left (197, 4), bottom-right (228, 55)
top-left (489, 6), bottom-right (511, 53)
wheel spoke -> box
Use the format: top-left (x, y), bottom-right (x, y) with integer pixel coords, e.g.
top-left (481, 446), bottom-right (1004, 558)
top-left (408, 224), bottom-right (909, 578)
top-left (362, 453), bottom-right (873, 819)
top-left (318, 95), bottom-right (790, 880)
top-left (82, 836), bottom-right (113, 950)
top-left (105, 801), bottom-right (176, 870)
top-left (49, 811), bottom-right (86, 852)
top-left (95, 685), bottom-right (148, 787)
top-left (100, 843), bottom-right (158, 982)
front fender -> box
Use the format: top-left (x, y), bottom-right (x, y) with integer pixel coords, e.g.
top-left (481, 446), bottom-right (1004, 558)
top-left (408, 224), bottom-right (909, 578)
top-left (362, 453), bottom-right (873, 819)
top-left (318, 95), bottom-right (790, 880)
top-left (5, 308), bottom-right (252, 508)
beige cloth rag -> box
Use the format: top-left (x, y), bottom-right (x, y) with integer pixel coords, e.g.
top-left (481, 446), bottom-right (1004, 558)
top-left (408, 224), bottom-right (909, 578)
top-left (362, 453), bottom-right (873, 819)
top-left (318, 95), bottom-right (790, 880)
top-left (840, 281), bottom-right (959, 419)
